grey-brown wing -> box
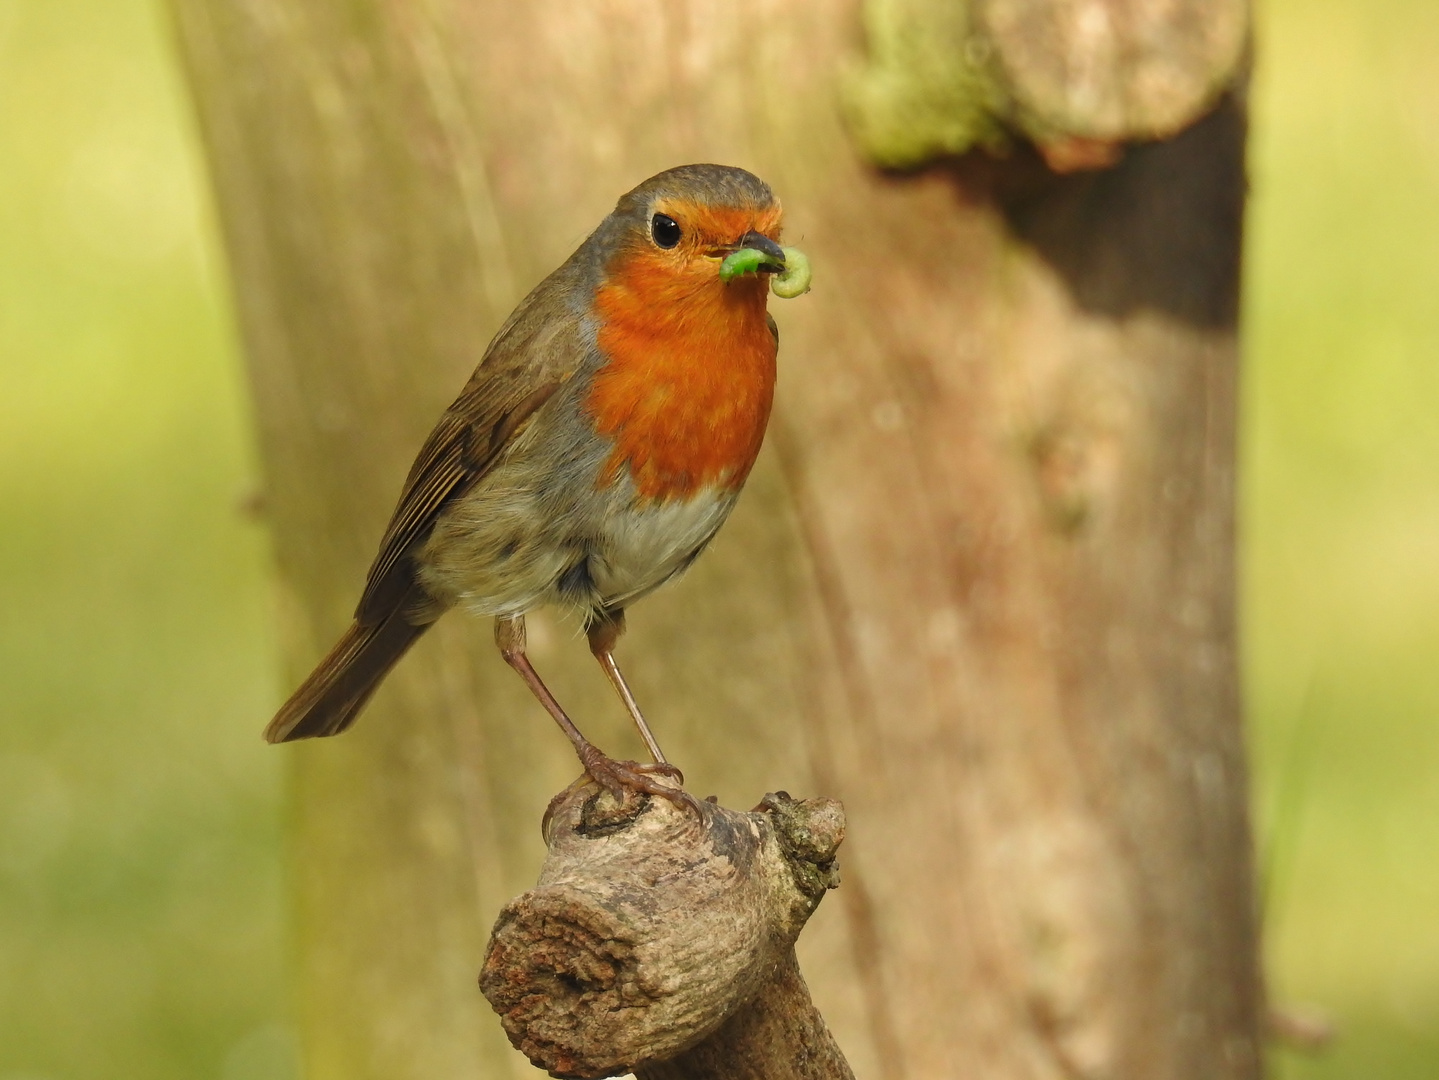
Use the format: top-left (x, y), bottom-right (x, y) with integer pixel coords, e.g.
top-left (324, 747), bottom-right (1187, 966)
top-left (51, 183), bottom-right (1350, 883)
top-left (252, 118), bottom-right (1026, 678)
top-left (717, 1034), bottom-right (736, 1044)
top-left (354, 308), bottom-right (582, 626)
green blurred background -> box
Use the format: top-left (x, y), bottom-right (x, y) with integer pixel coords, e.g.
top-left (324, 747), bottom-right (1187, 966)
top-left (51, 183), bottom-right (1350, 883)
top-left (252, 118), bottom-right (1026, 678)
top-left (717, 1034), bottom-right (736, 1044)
top-left (1, 0), bottom-right (1434, 1077)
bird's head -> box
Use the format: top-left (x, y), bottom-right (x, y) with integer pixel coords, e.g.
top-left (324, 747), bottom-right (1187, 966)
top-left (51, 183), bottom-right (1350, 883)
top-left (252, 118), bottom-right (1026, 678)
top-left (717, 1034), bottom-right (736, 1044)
top-left (586, 166), bottom-right (793, 500)
top-left (601, 164), bottom-right (786, 303)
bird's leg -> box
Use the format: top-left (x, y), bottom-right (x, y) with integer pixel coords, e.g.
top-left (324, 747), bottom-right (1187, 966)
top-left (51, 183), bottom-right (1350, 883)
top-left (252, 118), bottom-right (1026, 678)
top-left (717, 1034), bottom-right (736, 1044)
top-left (494, 614), bottom-right (689, 805)
top-left (586, 607), bottom-right (678, 776)
top-left (494, 614), bottom-right (595, 759)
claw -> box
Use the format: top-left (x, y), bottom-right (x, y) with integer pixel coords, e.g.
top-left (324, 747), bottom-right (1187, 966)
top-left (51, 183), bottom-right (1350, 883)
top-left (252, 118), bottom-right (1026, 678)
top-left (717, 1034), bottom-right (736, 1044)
top-left (577, 746), bottom-right (700, 816)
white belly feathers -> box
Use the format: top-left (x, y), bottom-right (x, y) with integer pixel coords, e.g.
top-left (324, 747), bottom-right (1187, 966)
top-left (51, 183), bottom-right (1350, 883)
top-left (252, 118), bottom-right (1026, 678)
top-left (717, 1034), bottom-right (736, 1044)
top-left (416, 454), bottom-right (739, 619)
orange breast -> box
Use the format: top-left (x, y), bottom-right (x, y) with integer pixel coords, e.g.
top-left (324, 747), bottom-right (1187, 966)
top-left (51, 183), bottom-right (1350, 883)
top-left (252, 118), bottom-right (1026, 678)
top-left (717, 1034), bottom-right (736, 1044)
top-left (586, 247), bottom-right (778, 501)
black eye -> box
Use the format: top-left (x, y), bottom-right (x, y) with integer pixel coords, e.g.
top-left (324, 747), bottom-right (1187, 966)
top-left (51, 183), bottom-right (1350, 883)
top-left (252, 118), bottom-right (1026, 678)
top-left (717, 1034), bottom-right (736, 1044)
top-left (650, 213), bottom-right (682, 249)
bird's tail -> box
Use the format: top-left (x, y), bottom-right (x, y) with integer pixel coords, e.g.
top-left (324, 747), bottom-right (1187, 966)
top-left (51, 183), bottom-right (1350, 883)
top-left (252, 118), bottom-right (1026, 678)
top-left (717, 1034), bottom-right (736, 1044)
top-left (264, 610), bottom-right (430, 743)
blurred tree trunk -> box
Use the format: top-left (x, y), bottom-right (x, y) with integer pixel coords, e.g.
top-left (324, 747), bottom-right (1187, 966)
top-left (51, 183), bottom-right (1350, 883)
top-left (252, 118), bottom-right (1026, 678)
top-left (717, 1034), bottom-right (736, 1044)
top-left (170, 0), bottom-right (1261, 1078)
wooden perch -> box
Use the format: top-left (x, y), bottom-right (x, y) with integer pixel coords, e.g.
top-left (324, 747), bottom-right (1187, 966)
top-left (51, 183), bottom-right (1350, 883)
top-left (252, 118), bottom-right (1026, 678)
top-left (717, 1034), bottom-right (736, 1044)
top-left (480, 783), bottom-right (853, 1080)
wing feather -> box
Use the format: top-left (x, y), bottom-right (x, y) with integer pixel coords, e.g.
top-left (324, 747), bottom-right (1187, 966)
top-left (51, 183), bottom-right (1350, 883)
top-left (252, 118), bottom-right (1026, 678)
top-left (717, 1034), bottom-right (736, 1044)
top-left (354, 286), bottom-right (585, 626)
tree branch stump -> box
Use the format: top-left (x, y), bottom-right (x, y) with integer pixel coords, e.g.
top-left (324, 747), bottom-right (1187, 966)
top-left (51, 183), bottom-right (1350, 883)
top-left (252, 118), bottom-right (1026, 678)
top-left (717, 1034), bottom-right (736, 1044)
top-left (480, 785), bottom-right (853, 1080)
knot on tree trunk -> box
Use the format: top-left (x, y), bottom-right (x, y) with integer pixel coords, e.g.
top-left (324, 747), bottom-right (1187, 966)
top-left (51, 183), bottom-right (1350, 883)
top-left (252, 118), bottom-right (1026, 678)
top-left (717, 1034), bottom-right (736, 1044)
top-left (480, 783), bottom-right (851, 1079)
top-left (844, 0), bottom-right (1248, 168)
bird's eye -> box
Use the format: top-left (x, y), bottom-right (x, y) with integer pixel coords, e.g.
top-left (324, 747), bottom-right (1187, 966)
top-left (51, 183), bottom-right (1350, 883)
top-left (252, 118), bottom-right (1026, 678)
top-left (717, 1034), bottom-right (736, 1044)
top-left (650, 213), bottom-right (682, 249)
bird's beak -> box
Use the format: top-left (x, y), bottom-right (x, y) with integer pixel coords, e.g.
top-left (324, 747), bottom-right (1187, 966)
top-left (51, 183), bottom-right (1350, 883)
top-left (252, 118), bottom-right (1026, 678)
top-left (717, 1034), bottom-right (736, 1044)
top-left (718, 231), bottom-right (787, 283)
top-left (737, 230), bottom-right (786, 267)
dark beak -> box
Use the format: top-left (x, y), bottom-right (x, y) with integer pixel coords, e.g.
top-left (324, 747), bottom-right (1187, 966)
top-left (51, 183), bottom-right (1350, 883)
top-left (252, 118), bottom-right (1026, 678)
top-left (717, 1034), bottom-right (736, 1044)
top-left (737, 230), bottom-right (786, 269)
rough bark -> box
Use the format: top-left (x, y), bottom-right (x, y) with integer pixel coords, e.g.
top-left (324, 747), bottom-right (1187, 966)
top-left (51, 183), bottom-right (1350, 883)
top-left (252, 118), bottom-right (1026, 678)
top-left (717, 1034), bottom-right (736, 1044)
top-left (481, 788), bottom-right (850, 1079)
top-left (169, 0), bottom-right (1261, 1078)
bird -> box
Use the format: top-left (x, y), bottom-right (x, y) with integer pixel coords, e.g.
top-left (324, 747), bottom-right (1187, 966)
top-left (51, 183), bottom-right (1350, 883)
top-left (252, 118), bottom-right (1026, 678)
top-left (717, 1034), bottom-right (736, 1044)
top-left (264, 163), bottom-right (803, 802)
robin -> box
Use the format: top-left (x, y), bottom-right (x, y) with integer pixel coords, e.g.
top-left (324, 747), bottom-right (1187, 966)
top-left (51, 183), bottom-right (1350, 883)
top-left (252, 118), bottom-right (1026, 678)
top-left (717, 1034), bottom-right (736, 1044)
top-left (264, 163), bottom-right (810, 802)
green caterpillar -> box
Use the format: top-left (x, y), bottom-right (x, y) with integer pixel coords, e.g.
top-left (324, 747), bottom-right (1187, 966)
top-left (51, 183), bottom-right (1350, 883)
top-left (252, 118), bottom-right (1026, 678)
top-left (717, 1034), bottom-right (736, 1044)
top-left (719, 246), bottom-right (813, 299)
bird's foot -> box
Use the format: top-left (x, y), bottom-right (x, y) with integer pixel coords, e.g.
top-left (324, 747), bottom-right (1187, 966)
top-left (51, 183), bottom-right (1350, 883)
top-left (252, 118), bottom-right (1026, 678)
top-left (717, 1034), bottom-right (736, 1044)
top-left (578, 744), bottom-right (698, 813)
top-left (541, 745), bottom-right (701, 838)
